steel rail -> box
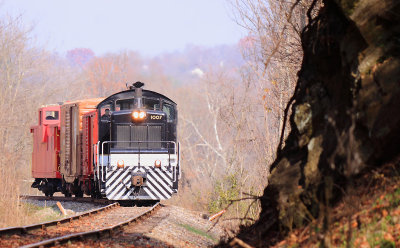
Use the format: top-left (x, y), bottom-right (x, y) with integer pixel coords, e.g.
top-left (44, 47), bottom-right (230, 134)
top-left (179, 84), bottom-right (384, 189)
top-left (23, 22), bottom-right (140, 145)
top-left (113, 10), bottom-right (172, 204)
top-left (20, 195), bottom-right (114, 204)
top-left (0, 202), bottom-right (119, 236)
top-left (20, 202), bottom-right (161, 248)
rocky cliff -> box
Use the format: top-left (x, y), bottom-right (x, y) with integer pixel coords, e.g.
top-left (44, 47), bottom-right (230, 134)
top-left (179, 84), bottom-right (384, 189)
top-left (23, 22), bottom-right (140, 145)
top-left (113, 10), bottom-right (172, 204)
top-left (228, 0), bottom-right (400, 246)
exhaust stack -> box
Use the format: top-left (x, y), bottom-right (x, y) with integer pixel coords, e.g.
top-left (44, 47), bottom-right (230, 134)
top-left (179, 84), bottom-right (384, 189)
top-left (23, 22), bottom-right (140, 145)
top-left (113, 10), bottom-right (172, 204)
top-left (131, 81), bottom-right (145, 108)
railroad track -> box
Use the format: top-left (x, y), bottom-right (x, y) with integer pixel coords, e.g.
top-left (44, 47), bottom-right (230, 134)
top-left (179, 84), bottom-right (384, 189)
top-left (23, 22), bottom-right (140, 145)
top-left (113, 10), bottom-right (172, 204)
top-left (0, 200), bottom-right (161, 247)
top-left (20, 194), bottom-right (114, 205)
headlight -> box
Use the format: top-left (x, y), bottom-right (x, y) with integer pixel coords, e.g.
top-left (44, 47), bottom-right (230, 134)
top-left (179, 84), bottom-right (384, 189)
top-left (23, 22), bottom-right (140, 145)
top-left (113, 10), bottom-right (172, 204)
top-left (154, 160), bottom-right (161, 168)
top-left (132, 111), bottom-right (146, 120)
top-left (117, 160), bottom-right (124, 169)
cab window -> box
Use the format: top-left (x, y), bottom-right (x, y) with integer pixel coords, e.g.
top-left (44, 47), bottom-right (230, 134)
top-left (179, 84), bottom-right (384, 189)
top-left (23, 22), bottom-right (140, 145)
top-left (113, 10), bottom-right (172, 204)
top-left (163, 103), bottom-right (175, 122)
top-left (116, 99), bottom-right (134, 110)
top-left (45, 111), bottom-right (59, 120)
top-left (100, 104), bottom-right (111, 122)
top-left (144, 98), bottom-right (160, 110)
top-left (116, 98), bottom-right (160, 110)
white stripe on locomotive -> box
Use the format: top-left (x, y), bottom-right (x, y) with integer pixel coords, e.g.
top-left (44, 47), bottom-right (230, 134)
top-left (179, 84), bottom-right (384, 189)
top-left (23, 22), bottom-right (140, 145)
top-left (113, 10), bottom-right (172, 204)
top-left (104, 167), bottom-right (174, 200)
top-left (106, 169), bottom-right (130, 199)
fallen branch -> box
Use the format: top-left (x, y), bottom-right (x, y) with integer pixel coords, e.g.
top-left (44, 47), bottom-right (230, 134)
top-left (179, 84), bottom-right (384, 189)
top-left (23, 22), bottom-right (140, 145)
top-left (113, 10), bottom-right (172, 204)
top-left (229, 237), bottom-right (254, 248)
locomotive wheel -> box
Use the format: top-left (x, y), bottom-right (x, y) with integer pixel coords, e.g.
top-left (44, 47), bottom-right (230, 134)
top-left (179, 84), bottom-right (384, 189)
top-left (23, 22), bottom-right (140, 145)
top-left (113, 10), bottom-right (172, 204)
top-left (91, 192), bottom-right (101, 199)
top-left (43, 181), bottom-right (55, 197)
top-left (90, 181), bottom-right (102, 199)
top-left (135, 200), bottom-right (159, 207)
top-left (45, 192), bottom-right (54, 197)
top-left (75, 191), bottom-right (84, 198)
top-left (63, 192), bottom-right (71, 197)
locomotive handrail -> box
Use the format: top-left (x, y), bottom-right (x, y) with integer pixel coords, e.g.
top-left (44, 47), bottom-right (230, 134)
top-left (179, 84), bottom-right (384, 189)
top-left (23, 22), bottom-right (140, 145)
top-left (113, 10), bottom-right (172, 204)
top-left (178, 142), bottom-right (181, 180)
top-left (101, 140), bottom-right (176, 151)
top-left (100, 141), bottom-right (106, 183)
top-left (168, 142), bottom-right (171, 166)
top-left (109, 140), bottom-right (177, 152)
top-left (100, 141), bottom-right (177, 169)
top-left (94, 141), bottom-right (101, 183)
top-left (173, 166), bottom-right (177, 183)
top-left (169, 142), bottom-right (177, 183)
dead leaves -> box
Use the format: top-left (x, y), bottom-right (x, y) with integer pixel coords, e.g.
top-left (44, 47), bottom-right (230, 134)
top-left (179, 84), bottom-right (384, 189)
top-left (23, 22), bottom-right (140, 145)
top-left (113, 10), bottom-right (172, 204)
top-left (270, 163), bottom-right (400, 248)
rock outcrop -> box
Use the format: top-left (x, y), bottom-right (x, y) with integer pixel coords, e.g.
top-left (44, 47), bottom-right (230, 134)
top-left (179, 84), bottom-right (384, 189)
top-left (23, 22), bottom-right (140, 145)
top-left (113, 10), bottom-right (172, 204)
top-left (229, 0), bottom-right (400, 246)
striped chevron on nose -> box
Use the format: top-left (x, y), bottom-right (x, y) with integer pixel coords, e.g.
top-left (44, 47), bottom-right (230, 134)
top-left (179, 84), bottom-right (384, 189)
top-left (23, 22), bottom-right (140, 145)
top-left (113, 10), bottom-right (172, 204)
top-left (105, 166), bottom-right (174, 200)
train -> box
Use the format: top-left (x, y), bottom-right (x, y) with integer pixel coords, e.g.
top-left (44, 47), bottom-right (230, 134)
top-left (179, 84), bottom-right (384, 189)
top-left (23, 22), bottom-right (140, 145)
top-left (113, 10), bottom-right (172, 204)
top-left (30, 82), bottom-right (180, 202)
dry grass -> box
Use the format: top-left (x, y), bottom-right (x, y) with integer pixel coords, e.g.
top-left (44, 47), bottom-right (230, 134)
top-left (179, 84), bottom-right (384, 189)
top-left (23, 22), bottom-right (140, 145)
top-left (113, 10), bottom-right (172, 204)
top-left (0, 166), bottom-right (30, 228)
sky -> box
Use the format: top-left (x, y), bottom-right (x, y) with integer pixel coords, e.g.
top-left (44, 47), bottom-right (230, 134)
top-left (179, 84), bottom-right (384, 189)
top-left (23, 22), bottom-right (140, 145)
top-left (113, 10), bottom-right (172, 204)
top-left (1, 0), bottom-right (245, 56)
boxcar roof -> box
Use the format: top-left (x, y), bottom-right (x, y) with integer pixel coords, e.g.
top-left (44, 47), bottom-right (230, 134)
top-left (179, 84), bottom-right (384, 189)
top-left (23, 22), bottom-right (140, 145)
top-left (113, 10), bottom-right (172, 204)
top-left (62, 98), bottom-right (105, 106)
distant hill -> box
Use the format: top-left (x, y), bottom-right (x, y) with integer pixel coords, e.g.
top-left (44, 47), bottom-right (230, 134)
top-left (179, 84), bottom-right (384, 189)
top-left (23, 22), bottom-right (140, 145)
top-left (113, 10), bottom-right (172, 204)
top-left (152, 44), bottom-right (245, 84)
top-left (66, 44), bottom-right (244, 85)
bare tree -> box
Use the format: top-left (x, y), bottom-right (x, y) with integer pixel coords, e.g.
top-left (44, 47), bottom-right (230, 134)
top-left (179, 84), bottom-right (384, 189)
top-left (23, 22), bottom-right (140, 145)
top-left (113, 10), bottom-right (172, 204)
top-left (233, 0), bottom-right (318, 163)
top-left (0, 14), bottom-right (89, 226)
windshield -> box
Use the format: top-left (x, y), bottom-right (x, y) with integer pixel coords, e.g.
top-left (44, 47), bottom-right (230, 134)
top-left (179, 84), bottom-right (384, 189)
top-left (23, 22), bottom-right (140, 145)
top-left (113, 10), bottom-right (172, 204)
top-left (116, 98), bottom-right (161, 111)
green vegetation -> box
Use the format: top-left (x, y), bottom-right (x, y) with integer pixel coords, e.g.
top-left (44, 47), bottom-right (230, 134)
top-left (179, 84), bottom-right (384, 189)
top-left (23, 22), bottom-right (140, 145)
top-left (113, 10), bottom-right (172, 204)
top-left (208, 173), bottom-right (240, 214)
top-left (24, 202), bottom-right (46, 213)
top-left (207, 172), bottom-right (261, 226)
top-left (178, 223), bottom-right (216, 241)
top-left (23, 202), bottom-right (61, 223)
